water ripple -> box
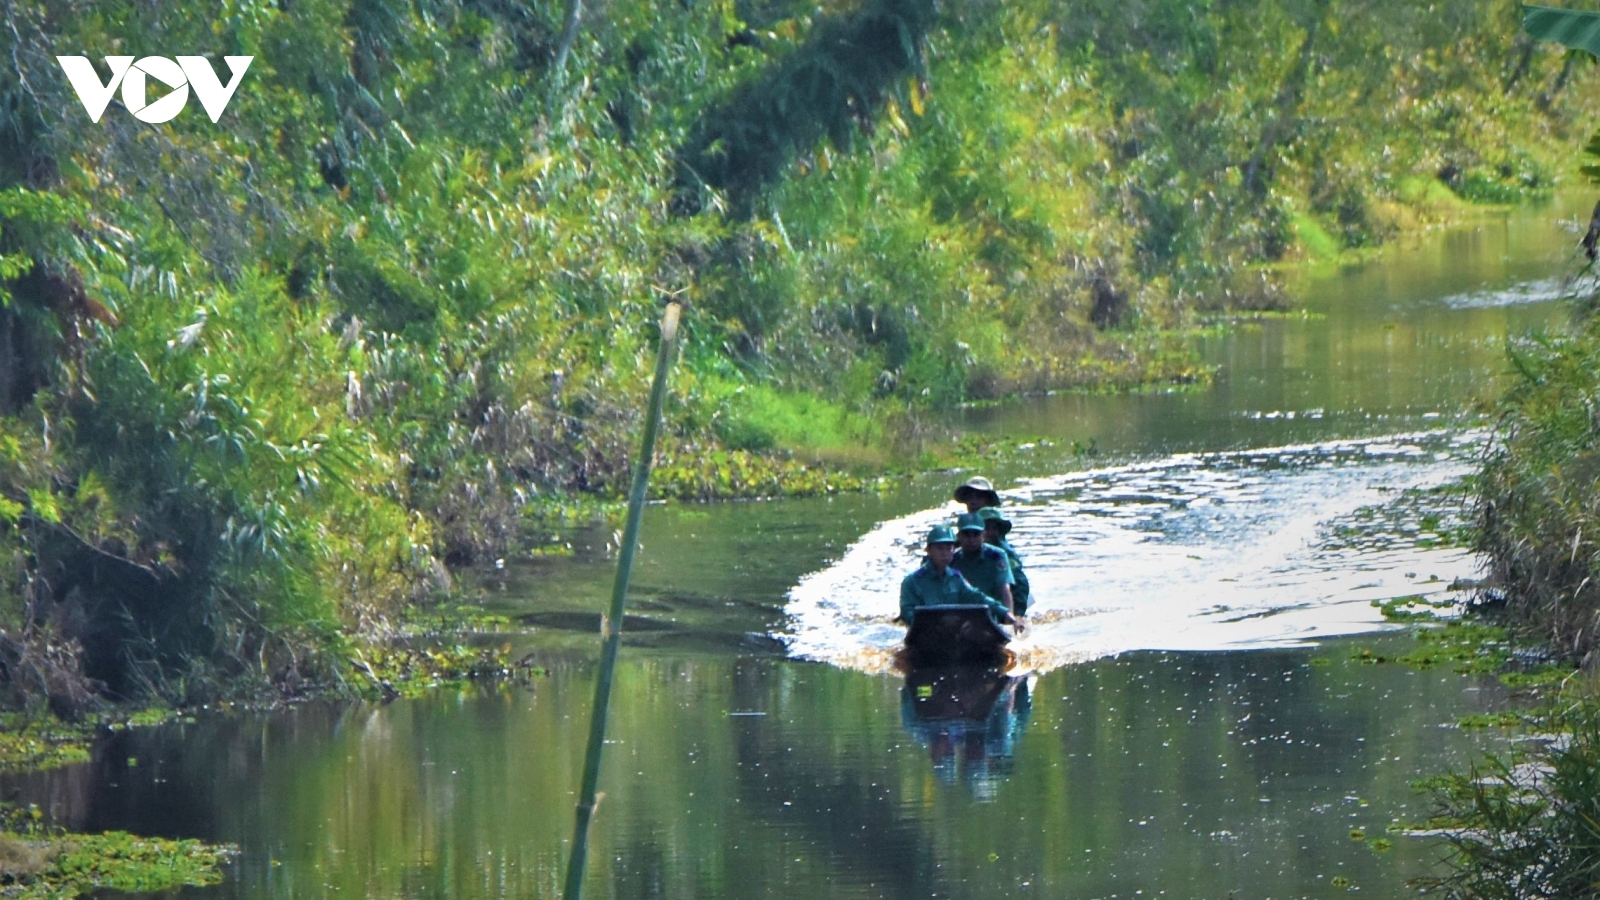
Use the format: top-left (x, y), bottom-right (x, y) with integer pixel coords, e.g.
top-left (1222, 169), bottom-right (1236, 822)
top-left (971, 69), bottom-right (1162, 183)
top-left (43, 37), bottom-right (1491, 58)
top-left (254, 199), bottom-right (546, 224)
top-left (1436, 277), bottom-right (1569, 309)
top-left (781, 431), bottom-right (1484, 673)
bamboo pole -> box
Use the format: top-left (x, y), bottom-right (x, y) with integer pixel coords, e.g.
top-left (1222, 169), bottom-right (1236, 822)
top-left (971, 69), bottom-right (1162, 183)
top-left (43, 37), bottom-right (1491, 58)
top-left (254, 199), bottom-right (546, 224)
top-left (561, 300), bottom-right (682, 900)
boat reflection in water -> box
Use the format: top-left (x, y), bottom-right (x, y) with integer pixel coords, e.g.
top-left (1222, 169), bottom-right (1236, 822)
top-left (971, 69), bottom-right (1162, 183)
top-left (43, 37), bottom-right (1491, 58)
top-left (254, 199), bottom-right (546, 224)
top-left (900, 666), bottom-right (1033, 801)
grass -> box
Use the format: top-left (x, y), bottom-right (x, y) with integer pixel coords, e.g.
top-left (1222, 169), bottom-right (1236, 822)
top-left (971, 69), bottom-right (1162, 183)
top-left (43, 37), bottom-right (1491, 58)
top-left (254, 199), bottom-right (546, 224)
top-left (1291, 212), bottom-right (1343, 262)
top-left (1474, 317), bottom-right (1600, 666)
top-left (1415, 690), bottom-right (1600, 898)
top-left (705, 381), bottom-right (883, 457)
top-left (1396, 174), bottom-right (1474, 211)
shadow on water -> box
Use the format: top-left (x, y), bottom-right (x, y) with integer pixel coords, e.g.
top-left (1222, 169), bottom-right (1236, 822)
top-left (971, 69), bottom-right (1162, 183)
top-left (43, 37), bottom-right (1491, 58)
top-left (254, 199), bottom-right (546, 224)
top-left (900, 667), bottom-right (1033, 799)
top-left (514, 592), bottom-right (792, 656)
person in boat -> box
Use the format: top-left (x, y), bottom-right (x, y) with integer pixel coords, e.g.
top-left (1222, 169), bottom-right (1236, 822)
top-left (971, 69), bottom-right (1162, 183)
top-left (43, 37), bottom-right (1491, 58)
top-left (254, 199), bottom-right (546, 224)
top-left (900, 525), bottom-right (1015, 626)
top-left (954, 476), bottom-right (1001, 514)
top-left (951, 513), bottom-right (1015, 617)
top-left (977, 506), bottom-right (1029, 617)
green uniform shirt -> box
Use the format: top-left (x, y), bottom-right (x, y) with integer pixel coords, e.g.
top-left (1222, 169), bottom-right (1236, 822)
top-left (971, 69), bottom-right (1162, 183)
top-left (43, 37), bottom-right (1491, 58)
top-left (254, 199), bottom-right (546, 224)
top-left (997, 538), bottom-right (1030, 615)
top-left (900, 563), bottom-right (1009, 624)
top-left (951, 544), bottom-right (1013, 604)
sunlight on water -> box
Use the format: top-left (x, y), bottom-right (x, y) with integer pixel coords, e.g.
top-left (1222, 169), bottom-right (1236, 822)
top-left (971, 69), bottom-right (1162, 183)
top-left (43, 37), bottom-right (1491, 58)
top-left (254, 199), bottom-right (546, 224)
top-left (1435, 276), bottom-right (1571, 309)
top-left (782, 431), bottom-right (1483, 673)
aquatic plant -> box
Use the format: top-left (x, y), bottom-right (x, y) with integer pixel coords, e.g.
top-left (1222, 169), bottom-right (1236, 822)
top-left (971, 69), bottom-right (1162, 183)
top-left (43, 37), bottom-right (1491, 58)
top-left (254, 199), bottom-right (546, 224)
top-left (1417, 692), bottom-right (1600, 898)
top-left (0, 804), bottom-right (234, 899)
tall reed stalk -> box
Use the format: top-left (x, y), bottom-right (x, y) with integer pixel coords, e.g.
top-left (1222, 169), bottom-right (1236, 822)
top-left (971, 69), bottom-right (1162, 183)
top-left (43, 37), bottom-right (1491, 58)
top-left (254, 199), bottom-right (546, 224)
top-left (561, 300), bottom-right (683, 900)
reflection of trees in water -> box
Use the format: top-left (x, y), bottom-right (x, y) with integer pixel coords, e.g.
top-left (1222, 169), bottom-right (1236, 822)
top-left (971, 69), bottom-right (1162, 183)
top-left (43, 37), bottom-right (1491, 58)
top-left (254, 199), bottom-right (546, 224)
top-left (1039, 646), bottom-right (1474, 891)
top-left (900, 668), bottom-right (1033, 801)
top-left (0, 649), bottom-right (1502, 899)
top-left (717, 661), bottom-right (932, 900)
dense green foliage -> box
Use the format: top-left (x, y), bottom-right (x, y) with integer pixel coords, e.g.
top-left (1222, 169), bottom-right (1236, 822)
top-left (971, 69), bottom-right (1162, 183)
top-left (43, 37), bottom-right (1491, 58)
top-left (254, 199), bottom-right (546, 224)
top-left (1475, 313), bottom-right (1600, 666)
top-left (0, 0), bottom-right (1593, 705)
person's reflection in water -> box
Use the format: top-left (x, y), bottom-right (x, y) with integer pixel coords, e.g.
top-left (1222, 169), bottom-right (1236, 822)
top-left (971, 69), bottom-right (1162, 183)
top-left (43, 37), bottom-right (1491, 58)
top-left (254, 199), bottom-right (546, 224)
top-left (900, 667), bottom-right (1033, 800)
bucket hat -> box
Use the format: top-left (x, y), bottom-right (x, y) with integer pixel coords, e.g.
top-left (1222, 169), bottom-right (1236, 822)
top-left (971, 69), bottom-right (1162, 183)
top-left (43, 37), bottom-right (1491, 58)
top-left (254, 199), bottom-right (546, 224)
top-left (954, 476), bottom-right (1001, 508)
top-left (976, 506), bottom-right (1012, 537)
top-left (955, 512), bottom-right (986, 533)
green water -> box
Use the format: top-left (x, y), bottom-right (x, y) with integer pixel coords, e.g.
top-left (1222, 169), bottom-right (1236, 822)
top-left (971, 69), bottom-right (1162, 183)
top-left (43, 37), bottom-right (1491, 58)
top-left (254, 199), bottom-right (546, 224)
top-left (6, 199), bottom-right (1590, 898)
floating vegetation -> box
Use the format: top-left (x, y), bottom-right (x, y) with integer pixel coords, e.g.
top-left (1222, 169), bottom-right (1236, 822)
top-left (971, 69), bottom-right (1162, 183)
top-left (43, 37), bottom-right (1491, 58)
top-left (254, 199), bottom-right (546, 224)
top-left (0, 707), bottom-right (202, 775)
top-left (0, 716), bottom-right (90, 774)
top-left (651, 448), bottom-right (884, 501)
top-left (1455, 711), bottom-right (1524, 730)
top-left (351, 642), bottom-right (537, 702)
top-left (0, 805), bottom-right (234, 900)
top-left (394, 604), bottom-right (514, 638)
top-left (1353, 619), bottom-right (1511, 674)
top-left (1325, 477), bottom-right (1478, 555)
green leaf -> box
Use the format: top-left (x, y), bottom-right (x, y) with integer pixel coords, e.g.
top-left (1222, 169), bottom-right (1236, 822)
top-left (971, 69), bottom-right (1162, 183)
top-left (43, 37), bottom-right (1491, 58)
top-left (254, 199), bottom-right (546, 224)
top-left (25, 488), bottom-right (60, 524)
top-left (1523, 4), bottom-right (1600, 58)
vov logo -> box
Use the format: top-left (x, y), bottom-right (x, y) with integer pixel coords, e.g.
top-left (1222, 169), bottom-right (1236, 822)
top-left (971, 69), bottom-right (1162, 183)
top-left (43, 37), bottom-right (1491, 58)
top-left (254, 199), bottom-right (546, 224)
top-left (56, 56), bottom-right (253, 124)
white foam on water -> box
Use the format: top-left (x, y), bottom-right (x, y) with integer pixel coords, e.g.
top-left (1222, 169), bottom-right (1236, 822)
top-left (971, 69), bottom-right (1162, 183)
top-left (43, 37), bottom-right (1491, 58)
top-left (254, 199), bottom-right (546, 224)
top-left (780, 431), bottom-right (1484, 674)
top-left (1436, 277), bottom-right (1570, 309)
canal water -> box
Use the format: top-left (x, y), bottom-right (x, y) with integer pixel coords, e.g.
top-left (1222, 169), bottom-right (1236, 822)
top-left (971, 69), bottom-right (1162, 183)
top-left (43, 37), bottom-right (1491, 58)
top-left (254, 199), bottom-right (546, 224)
top-left (8, 198), bottom-right (1593, 898)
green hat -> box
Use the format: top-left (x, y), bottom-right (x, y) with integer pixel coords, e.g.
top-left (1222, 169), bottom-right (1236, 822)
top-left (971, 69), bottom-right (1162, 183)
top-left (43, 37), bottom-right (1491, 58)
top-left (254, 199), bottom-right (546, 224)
top-left (977, 506), bottom-right (1012, 536)
top-left (925, 524), bottom-right (958, 544)
top-left (954, 476), bottom-right (1001, 508)
top-left (955, 512), bottom-right (986, 533)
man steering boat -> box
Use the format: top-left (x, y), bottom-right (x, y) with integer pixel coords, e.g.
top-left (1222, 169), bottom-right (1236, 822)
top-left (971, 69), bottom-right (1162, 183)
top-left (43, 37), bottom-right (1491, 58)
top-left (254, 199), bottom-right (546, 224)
top-left (899, 525), bottom-right (1015, 627)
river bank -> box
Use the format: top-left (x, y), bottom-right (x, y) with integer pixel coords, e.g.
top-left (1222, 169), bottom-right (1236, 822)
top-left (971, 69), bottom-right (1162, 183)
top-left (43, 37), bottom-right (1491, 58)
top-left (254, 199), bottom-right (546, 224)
top-left (3, 0), bottom-right (1598, 714)
top-left (1420, 165), bottom-right (1600, 896)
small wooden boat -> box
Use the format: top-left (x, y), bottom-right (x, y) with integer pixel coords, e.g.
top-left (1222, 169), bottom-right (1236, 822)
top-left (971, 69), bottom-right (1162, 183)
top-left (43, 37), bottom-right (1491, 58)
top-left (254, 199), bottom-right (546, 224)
top-left (901, 604), bottom-right (1012, 668)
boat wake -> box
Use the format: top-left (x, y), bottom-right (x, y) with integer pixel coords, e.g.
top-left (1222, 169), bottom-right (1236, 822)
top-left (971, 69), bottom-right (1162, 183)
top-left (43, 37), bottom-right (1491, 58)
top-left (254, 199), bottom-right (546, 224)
top-left (780, 431), bottom-right (1484, 674)
top-left (1436, 276), bottom-right (1571, 309)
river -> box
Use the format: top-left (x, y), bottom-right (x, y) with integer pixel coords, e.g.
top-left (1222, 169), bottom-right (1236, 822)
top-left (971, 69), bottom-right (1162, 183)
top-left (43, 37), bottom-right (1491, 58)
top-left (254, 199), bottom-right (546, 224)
top-left (6, 197), bottom-right (1591, 899)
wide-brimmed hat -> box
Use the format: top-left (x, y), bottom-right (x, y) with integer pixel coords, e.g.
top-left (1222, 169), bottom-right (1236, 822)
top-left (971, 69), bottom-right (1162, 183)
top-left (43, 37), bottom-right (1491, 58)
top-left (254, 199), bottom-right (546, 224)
top-left (925, 524), bottom-right (958, 544)
top-left (955, 512), bottom-right (986, 533)
top-left (953, 476), bottom-right (1001, 508)
top-left (976, 506), bottom-right (1012, 536)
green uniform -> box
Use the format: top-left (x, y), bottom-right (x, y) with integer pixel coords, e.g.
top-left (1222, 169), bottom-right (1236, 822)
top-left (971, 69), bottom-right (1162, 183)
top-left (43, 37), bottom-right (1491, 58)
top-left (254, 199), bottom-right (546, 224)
top-left (951, 544), bottom-right (1013, 606)
top-left (900, 563), bottom-right (1009, 624)
top-left (996, 538), bottom-right (1030, 615)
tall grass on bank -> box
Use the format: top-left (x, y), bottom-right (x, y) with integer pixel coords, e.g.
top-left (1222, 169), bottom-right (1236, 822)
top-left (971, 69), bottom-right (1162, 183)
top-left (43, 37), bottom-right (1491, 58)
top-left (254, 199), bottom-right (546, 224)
top-left (1417, 691), bottom-right (1600, 898)
top-left (1475, 302), bottom-right (1600, 666)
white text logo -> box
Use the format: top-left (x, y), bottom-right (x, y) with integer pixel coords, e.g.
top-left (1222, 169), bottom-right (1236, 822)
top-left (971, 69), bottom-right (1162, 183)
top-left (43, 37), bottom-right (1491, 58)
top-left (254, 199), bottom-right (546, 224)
top-left (56, 56), bottom-right (253, 123)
